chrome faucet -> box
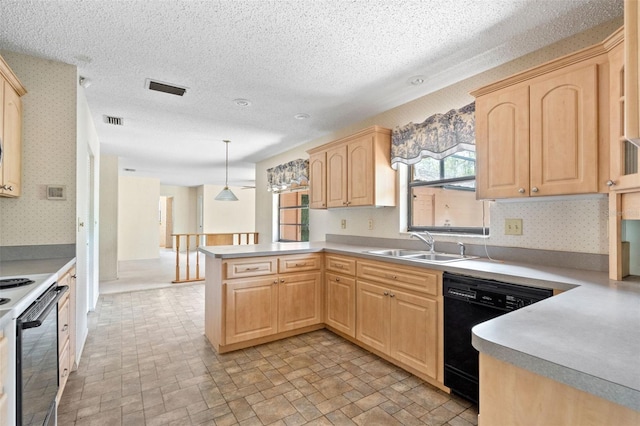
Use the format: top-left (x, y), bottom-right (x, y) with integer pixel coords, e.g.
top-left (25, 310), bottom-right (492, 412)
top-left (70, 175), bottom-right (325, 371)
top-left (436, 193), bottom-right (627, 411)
top-left (410, 231), bottom-right (435, 253)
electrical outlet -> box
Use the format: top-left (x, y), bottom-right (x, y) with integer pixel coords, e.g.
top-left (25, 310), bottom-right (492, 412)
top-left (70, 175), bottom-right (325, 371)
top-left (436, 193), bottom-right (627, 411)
top-left (341, 219), bottom-right (347, 229)
top-left (505, 218), bottom-right (523, 235)
top-left (368, 219), bottom-right (374, 230)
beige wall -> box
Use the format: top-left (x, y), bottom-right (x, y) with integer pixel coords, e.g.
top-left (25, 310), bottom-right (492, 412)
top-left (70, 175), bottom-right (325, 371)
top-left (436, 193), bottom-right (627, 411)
top-left (99, 155), bottom-right (118, 280)
top-left (0, 51), bottom-right (77, 246)
top-left (255, 19), bottom-right (621, 254)
top-left (202, 184), bottom-right (255, 234)
top-left (118, 175), bottom-right (160, 260)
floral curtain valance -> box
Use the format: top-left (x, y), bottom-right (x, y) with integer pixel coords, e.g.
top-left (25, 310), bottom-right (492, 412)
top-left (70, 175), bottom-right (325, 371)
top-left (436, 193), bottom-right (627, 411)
top-left (267, 158), bottom-right (309, 193)
top-left (391, 102), bottom-right (475, 169)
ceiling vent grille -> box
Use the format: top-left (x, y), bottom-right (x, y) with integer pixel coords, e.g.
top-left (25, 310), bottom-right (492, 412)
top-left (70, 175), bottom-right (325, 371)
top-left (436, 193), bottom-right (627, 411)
top-left (104, 115), bottom-right (123, 126)
top-left (146, 79), bottom-right (187, 96)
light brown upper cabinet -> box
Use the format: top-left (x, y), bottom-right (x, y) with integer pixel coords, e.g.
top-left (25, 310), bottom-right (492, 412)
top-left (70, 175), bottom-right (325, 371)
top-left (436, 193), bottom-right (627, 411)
top-left (308, 151), bottom-right (326, 208)
top-left (626, 0), bottom-right (640, 146)
top-left (472, 32), bottom-right (616, 199)
top-left (0, 55), bottom-right (27, 198)
top-left (609, 29), bottom-right (640, 192)
top-left (307, 126), bottom-right (396, 208)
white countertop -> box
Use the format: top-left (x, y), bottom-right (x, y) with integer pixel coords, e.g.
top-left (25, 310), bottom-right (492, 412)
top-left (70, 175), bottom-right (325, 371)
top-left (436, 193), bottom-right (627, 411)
top-left (200, 242), bottom-right (640, 411)
top-left (0, 257), bottom-right (76, 327)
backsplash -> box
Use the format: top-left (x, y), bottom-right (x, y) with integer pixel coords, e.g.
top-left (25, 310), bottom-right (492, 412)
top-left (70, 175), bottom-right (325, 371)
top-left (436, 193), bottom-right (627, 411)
top-left (487, 195), bottom-right (609, 254)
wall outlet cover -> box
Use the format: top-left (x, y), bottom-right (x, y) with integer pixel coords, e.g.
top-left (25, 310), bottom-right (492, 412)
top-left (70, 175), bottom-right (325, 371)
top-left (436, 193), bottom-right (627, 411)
top-left (505, 218), bottom-right (523, 235)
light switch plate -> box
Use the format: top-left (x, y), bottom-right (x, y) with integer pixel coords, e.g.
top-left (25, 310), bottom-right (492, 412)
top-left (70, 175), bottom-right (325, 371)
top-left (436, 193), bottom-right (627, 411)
top-left (505, 218), bottom-right (523, 235)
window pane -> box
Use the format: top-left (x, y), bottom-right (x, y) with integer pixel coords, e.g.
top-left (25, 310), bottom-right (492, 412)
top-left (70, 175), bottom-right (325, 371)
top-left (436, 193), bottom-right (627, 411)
top-left (280, 225), bottom-right (300, 241)
top-left (413, 157), bottom-right (441, 181)
top-left (443, 151), bottom-right (475, 179)
top-left (411, 186), bottom-right (488, 228)
top-left (409, 150), bottom-right (487, 234)
top-left (278, 190), bottom-right (309, 242)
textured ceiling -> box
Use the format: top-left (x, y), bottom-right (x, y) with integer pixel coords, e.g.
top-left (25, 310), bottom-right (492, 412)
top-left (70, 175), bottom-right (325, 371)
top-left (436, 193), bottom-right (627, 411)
top-left (0, 0), bottom-right (623, 187)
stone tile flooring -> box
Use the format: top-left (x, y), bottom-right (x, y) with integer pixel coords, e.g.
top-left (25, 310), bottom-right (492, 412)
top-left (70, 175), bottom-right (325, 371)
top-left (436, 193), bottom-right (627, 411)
top-left (58, 284), bottom-right (478, 425)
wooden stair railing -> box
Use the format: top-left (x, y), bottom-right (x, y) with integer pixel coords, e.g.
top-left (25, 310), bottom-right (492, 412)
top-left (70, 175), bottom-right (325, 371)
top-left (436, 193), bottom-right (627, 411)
top-left (171, 232), bottom-right (259, 283)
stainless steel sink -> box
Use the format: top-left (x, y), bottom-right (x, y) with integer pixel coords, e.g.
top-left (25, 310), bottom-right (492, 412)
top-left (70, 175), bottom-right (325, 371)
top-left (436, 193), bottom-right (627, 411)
top-left (365, 249), bottom-right (477, 263)
top-left (366, 249), bottom-right (424, 257)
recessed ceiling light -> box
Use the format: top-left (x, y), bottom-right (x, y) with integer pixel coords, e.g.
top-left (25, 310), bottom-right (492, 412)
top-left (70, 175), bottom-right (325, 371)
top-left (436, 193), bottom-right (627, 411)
top-left (408, 76), bottom-right (426, 86)
top-left (233, 98), bottom-right (251, 107)
top-left (294, 113), bottom-right (310, 120)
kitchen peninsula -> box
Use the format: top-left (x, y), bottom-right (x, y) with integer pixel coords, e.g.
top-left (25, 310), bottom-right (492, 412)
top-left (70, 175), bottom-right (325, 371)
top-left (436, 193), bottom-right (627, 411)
top-left (200, 239), bottom-right (640, 424)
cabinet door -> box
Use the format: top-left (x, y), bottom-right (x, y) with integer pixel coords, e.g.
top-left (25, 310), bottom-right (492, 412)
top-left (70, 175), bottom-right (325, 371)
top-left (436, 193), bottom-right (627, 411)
top-left (389, 290), bottom-right (438, 379)
top-left (309, 152), bottom-right (327, 209)
top-left (1, 81), bottom-right (22, 197)
top-left (225, 276), bottom-right (278, 344)
top-left (610, 42), bottom-right (640, 191)
top-left (326, 144), bottom-right (348, 208)
top-left (278, 272), bottom-right (322, 332)
top-left (625, 0), bottom-right (640, 144)
top-left (58, 295), bottom-right (70, 353)
top-left (325, 272), bottom-right (356, 337)
top-left (347, 136), bottom-right (375, 207)
top-left (530, 64), bottom-right (599, 196)
top-left (475, 85), bottom-right (530, 199)
top-left (57, 340), bottom-right (70, 401)
top-left (356, 281), bottom-right (389, 354)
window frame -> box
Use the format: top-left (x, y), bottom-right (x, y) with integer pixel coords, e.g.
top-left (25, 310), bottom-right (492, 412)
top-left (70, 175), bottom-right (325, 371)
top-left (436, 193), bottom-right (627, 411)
top-left (407, 154), bottom-right (488, 235)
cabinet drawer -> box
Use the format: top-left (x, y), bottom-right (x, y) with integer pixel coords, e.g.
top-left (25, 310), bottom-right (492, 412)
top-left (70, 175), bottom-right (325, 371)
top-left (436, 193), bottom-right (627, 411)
top-left (58, 296), bottom-right (70, 352)
top-left (279, 254), bottom-right (322, 273)
top-left (357, 260), bottom-right (440, 296)
top-left (224, 257), bottom-right (278, 279)
top-left (325, 254), bottom-right (356, 275)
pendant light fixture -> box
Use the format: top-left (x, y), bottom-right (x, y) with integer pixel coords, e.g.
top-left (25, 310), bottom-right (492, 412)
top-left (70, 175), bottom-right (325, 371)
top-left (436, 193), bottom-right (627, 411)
top-left (215, 140), bottom-right (239, 201)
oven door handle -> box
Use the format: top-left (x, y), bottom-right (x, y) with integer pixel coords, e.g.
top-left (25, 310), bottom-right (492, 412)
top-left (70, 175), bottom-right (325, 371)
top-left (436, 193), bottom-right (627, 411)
top-left (20, 285), bottom-right (69, 329)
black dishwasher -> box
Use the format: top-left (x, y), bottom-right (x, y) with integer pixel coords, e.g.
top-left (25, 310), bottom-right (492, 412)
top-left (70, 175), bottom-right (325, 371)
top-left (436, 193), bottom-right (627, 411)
top-left (443, 272), bottom-right (553, 404)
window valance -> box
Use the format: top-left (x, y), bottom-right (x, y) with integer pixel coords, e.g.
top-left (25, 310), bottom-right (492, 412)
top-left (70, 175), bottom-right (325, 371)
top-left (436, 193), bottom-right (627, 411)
top-left (391, 102), bottom-right (475, 169)
top-left (267, 158), bottom-right (309, 193)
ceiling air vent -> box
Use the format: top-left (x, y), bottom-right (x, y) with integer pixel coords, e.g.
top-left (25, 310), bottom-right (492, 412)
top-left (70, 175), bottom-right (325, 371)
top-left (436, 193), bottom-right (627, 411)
top-left (145, 78), bottom-right (187, 96)
top-left (104, 115), bottom-right (123, 126)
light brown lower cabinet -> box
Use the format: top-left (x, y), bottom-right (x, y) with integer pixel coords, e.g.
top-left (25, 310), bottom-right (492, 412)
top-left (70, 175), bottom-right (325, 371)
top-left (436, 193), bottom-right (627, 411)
top-left (324, 254), bottom-right (357, 338)
top-left (479, 353), bottom-right (640, 425)
top-left (0, 331), bottom-right (7, 426)
top-left (56, 263), bottom-right (77, 403)
top-left (356, 280), bottom-right (438, 380)
top-left (224, 271), bottom-right (323, 346)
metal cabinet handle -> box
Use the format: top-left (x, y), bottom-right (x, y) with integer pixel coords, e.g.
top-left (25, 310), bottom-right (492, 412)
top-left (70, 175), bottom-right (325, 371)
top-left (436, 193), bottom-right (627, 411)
top-left (244, 267), bottom-right (259, 271)
top-left (62, 368), bottom-right (69, 378)
top-left (518, 188), bottom-right (525, 194)
top-left (294, 263), bottom-right (307, 267)
top-left (606, 180), bottom-right (616, 187)
top-left (335, 277), bottom-right (340, 282)
top-left (273, 280), bottom-right (278, 285)
top-left (390, 294), bottom-right (395, 298)
top-left (384, 292), bottom-right (389, 296)
top-left (71, 274), bottom-right (77, 279)
top-left (280, 279), bottom-right (285, 283)
top-left (1, 185), bottom-right (13, 191)
top-left (531, 187), bottom-right (539, 193)
top-left (62, 324), bottom-right (68, 332)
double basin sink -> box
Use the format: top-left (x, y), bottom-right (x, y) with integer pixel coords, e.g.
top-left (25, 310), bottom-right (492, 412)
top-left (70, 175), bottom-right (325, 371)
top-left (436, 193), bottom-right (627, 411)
top-left (365, 249), bottom-right (477, 263)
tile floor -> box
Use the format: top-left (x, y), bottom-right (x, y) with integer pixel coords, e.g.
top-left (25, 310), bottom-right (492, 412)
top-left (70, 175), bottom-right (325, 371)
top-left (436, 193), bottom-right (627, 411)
top-left (59, 284), bottom-right (478, 426)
